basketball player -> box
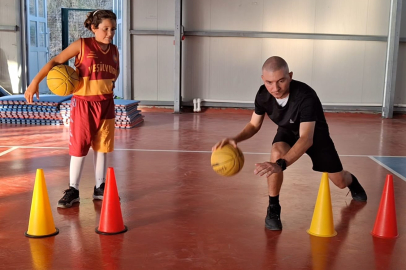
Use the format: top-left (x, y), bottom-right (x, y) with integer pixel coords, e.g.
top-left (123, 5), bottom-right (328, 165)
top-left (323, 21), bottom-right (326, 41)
top-left (24, 10), bottom-right (119, 208)
top-left (212, 56), bottom-right (367, 231)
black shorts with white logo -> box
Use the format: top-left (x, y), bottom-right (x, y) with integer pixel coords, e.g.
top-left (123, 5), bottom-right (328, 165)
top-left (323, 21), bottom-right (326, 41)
top-left (272, 127), bottom-right (343, 173)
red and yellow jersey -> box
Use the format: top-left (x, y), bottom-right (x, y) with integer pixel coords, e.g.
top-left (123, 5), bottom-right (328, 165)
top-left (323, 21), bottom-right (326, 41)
top-left (74, 37), bottom-right (119, 101)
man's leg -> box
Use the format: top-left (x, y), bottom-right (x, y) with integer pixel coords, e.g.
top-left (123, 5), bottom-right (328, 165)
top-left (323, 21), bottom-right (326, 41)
top-left (265, 142), bottom-right (291, 230)
top-left (329, 171), bottom-right (367, 202)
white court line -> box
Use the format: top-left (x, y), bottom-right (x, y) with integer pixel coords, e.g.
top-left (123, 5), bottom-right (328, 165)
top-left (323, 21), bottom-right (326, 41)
top-left (0, 147), bottom-right (19, 157)
top-left (369, 156), bottom-right (406, 182)
top-left (0, 146), bottom-right (68, 150)
top-left (3, 145), bottom-right (406, 181)
top-left (1, 145), bottom-right (406, 158)
top-left (115, 148), bottom-right (211, 153)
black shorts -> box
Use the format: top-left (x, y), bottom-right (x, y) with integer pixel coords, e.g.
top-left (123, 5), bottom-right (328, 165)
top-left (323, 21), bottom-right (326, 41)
top-left (272, 127), bottom-right (343, 173)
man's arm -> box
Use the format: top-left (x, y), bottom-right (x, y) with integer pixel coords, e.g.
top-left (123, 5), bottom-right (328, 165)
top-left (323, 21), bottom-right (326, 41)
top-left (213, 112), bottom-right (265, 150)
top-left (233, 112), bottom-right (265, 143)
top-left (254, 121), bottom-right (315, 177)
top-left (282, 121), bottom-right (315, 166)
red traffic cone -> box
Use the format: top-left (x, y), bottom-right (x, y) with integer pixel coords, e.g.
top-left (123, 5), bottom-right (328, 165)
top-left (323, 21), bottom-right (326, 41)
top-left (371, 174), bottom-right (398, 238)
top-left (96, 167), bottom-right (127, 235)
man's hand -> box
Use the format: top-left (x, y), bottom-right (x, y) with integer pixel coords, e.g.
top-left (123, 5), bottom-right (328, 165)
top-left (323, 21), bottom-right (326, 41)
top-left (24, 83), bottom-right (39, 104)
top-left (212, 138), bottom-right (237, 151)
top-left (254, 162), bottom-right (282, 177)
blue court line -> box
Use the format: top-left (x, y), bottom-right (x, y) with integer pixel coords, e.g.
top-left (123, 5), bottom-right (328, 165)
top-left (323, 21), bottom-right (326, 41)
top-left (369, 156), bottom-right (406, 182)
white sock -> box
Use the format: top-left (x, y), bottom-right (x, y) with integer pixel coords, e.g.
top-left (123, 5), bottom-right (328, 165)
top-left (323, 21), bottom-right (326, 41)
top-left (93, 151), bottom-right (107, 188)
top-left (70, 156), bottom-right (86, 190)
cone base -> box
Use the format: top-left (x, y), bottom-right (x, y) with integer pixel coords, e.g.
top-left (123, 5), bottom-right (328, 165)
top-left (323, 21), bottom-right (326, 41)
top-left (307, 229), bottom-right (337, 238)
top-left (371, 231), bottom-right (398, 239)
top-left (95, 225), bottom-right (128, 235)
top-left (25, 228), bottom-right (59, 238)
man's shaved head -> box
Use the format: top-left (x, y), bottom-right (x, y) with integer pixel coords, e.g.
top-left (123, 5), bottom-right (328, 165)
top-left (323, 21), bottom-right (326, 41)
top-left (262, 56), bottom-right (289, 74)
top-left (261, 56), bottom-right (292, 99)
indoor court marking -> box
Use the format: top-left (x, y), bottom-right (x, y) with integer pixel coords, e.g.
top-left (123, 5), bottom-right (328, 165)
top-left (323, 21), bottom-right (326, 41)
top-left (0, 146), bottom-right (18, 157)
top-left (1, 145), bottom-right (405, 181)
top-left (370, 156), bottom-right (406, 182)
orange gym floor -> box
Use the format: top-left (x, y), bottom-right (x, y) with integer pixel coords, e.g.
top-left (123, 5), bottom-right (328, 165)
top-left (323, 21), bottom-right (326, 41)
top-left (0, 109), bottom-right (405, 269)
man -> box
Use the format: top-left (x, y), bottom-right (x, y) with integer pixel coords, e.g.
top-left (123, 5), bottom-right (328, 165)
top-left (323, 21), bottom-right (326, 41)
top-left (212, 56), bottom-right (367, 231)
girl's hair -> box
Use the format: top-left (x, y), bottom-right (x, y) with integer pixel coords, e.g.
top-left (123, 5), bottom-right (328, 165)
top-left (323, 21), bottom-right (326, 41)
top-left (84, 10), bottom-right (117, 31)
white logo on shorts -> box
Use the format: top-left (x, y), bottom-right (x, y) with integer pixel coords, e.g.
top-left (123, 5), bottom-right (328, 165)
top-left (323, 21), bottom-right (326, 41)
top-left (290, 119), bottom-right (294, 124)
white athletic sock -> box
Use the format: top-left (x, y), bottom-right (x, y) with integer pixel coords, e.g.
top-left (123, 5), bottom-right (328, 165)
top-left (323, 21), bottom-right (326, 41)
top-left (70, 156), bottom-right (86, 190)
top-left (93, 151), bottom-right (107, 188)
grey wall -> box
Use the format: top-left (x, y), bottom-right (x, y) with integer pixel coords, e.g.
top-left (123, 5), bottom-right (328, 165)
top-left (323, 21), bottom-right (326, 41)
top-left (131, 0), bottom-right (399, 107)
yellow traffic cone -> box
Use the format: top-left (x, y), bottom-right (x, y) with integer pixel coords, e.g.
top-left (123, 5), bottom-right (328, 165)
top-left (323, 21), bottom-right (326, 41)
top-left (25, 169), bottom-right (59, 238)
top-left (307, 173), bottom-right (337, 237)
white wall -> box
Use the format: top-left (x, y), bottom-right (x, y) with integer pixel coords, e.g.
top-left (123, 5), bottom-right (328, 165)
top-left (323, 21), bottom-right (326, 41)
top-left (0, 0), bottom-right (22, 94)
top-left (131, 0), bottom-right (396, 106)
top-left (395, 0), bottom-right (406, 106)
top-left (131, 0), bottom-right (175, 101)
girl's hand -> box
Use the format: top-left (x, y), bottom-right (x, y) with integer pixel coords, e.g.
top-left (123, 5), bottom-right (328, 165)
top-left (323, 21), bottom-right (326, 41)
top-left (24, 83), bottom-right (40, 104)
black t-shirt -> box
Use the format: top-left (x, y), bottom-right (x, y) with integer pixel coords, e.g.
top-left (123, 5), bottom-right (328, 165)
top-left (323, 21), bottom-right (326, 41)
top-left (254, 80), bottom-right (330, 139)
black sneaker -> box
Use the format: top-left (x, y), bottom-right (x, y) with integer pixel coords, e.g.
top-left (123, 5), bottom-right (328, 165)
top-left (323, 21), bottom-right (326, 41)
top-left (93, 183), bottom-right (105, 200)
top-left (57, 187), bottom-right (80, 208)
top-left (265, 204), bottom-right (282, 230)
top-left (348, 176), bottom-right (367, 202)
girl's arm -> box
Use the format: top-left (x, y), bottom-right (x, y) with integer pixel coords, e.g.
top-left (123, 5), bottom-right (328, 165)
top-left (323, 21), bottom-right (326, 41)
top-left (24, 39), bottom-right (81, 104)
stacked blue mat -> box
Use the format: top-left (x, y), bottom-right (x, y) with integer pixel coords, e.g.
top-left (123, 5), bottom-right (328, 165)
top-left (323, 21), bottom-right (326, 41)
top-left (0, 95), bottom-right (72, 125)
top-left (1, 95), bottom-right (144, 128)
top-left (59, 98), bottom-right (144, 129)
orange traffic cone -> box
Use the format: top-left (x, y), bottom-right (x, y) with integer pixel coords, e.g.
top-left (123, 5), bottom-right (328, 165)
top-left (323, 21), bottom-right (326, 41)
top-left (96, 167), bottom-right (127, 235)
top-left (371, 174), bottom-right (398, 238)
top-left (307, 173), bottom-right (337, 237)
top-left (25, 169), bottom-right (59, 238)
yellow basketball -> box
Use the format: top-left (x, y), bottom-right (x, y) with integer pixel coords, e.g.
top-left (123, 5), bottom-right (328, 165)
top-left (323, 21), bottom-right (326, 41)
top-left (46, 65), bottom-right (79, 96)
top-left (211, 144), bottom-right (244, 176)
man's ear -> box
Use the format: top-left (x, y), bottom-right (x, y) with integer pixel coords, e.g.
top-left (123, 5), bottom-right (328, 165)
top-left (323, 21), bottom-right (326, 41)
top-left (289, 72), bottom-right (293, 79)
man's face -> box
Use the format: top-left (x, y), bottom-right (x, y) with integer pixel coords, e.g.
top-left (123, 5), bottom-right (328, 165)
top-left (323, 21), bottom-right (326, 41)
top-left (261, 69), bottom-right (293, 99)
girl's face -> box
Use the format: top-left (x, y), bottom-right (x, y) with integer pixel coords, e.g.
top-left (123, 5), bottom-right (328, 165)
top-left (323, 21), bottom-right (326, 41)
top-left (91, 18), bottom-right (116, 46)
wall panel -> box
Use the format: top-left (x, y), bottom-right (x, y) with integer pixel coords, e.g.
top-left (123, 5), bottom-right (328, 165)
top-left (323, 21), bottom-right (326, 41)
top-left (182, 36), bottom-right (210, 100)
top-left (132, 35), bottom-right (158, 100)
top-left (210, 0), bottom-right (264, 31)
top-left (208, 38), bottom-right (262, 101)
top-left (263, 0), bottom-right (316, 33)
top-left (311, 40), bottom-right (366, 104)
top-left (395, 43), bottom-right (406, 105)
top-left (131, 0), bottom-right (395, 106)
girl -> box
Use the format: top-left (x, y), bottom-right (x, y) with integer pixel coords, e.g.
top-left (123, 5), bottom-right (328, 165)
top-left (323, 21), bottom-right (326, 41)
top-left (25, 10), bottom-right (119, 208)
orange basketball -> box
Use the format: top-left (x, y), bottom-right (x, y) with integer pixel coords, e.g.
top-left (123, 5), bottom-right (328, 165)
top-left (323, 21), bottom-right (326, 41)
top-left (211, 144), bottom-right (244, 177)
top-left (46, 65), bottom-right (79, 96)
